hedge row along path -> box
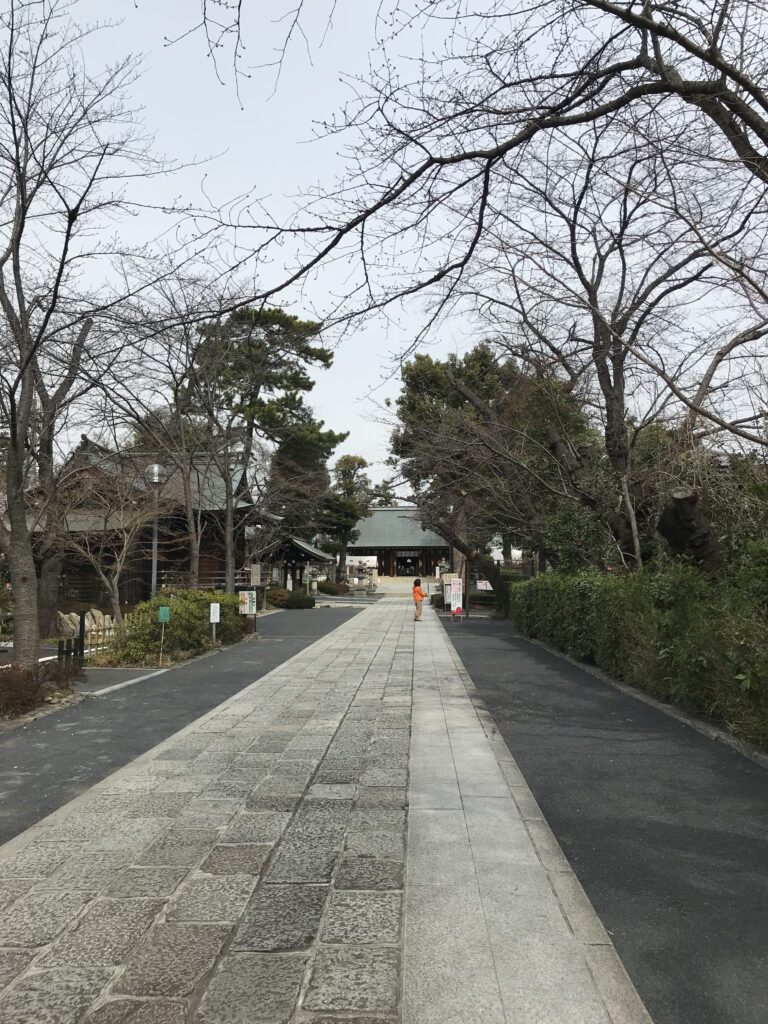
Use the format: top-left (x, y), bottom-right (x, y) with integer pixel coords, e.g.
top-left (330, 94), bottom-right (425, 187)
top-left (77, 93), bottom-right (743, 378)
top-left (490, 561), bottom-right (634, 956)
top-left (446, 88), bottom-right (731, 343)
top-left (0, 598), bottom-right (647, 1024)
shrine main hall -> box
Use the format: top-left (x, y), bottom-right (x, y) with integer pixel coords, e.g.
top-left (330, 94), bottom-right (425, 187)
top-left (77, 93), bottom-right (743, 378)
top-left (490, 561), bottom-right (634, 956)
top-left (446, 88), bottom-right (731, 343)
top-left (347, 506), bottom-right (450, 578)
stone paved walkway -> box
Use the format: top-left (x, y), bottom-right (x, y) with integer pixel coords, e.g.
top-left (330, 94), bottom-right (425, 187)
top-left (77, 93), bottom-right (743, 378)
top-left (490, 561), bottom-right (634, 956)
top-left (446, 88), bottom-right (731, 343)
top-left (0, 599), bottom-right (651, 1023)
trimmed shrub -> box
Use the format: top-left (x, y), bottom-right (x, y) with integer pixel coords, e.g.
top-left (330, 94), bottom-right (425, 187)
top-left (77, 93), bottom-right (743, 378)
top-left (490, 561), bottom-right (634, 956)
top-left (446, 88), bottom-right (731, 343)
top-left (317, 581), bottom-right (349, 596)
top-left (266, 588), bottom-right (291, 608)
top-left (284, 592), bottom-right (316, 609)
top-left (509, 564), bottom-right (768, 747)
top-left (110, 590), bottom-right (246, 665)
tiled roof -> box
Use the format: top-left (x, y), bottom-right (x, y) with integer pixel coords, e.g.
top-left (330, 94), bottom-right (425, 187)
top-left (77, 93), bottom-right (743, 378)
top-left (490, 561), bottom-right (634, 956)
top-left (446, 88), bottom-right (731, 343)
top-left (348, 507), bottom-right (447, 549)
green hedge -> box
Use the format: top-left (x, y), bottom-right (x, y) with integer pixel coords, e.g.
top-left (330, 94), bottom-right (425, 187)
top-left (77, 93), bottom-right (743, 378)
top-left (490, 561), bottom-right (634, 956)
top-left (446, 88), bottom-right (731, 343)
top-left (110, 590), bottom-right (246, 664)
top-left (284, 592), bottom-right (316, 609)
top-left (317, 581), bottom-right (349, 596)
top-left (509, 561), bottom-right (768, 746)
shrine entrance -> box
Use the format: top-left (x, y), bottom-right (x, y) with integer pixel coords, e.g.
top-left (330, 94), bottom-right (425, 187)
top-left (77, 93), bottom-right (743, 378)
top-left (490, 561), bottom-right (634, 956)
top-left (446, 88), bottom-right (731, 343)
top-left (395, 551), bottom-right (420, 576)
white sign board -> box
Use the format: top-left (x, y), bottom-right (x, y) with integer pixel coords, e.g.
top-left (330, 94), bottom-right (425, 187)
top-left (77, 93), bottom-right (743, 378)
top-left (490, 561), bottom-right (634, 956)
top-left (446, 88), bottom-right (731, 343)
top-left (450, 577), bottom-right (463, 616)
top-left (476, 580), bottom-right (493, 591)
top-left (239, 590), bottom-right (259, 615)
top-left (435, 566), bottom-right (441, 580)
top-left (209, 603), bottom-right (220, 624)
top-left (286, 576), bottom-right (293, 591)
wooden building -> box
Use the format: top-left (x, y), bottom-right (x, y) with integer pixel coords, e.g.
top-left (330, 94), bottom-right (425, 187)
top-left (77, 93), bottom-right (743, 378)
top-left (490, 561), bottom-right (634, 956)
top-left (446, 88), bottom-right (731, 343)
top-left (347, 507), bottom-right (449, 578)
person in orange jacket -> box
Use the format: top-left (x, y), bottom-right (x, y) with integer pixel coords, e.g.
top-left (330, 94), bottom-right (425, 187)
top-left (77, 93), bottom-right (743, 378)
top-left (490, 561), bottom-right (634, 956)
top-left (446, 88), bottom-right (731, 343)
top-left (412, 578), bottom-right (427, 621)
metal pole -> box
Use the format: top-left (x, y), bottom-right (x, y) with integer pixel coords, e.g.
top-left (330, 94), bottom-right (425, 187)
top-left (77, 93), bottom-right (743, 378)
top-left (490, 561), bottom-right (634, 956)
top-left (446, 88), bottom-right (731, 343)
top-left (151, 495), bottom-right (159, 598)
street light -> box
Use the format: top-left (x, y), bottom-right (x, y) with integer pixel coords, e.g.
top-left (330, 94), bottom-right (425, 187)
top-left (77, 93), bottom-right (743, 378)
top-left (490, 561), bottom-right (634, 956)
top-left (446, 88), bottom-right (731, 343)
top-left (145, 463), bottom-right (167, 598)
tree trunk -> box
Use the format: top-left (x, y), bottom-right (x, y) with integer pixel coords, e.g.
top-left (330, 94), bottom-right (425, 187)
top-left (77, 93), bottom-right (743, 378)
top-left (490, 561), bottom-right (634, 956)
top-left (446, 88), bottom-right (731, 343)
top-left (106, 578), bottom-right (123, 623)
top-left (6, 533), bottom-right (40, 671)
top-left (37, 548), bottom-right (64, 638)
top-left (337, 543), bottom-right (348, 583)
top-left (224, 492), bottom-right (235, 593)
top-left (620, 475), bottom-right (643, 567)
top-left (182, 466), bottom-right (201, 589)
top-left (188, 531), bottom-right (200, 590)
top-left (657, 489), bottom-right (720, 569)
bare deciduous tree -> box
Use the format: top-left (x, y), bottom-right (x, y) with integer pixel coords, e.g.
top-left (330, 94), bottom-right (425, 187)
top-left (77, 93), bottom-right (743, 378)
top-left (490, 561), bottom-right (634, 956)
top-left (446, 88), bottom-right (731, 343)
top-left (0, 1), bottom-right (188, 669)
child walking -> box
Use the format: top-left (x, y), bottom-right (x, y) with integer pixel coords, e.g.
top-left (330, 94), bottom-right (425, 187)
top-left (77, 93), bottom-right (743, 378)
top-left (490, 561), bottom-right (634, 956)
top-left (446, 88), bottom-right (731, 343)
top-left (412, 578), bottom-right (427, 621)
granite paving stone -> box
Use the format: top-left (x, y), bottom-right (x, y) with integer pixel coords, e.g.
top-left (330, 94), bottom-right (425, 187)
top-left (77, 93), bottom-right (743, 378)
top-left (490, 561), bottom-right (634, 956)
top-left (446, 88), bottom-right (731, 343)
top-left (233, 883), bottom-right (327, 950)
top-left (42, 898), bottom-right (164, 966)
top-left (314, 766), bottom-right (362, 784)
top-left (345, 828), bottom-right (405, 860)
top-left (88, 819), bottom-right (174, 853)
top-left (356, 787), bottom-right (408, 809)
top-left (0, 966), bottom-right (113, 1024)
top-left (166, 874), bottom-right (256, 922)
top-left (135, 828), bottom-right (220, 866)
top-left (0, 947), bottom-right (35, 987)
top-left (360, 768), bottom-right (408, 787)
top-left (83, 999), bottom-right (188, 1023)
top-left (322, 890), bottom-right (402, 944)
top-left (0, 842), bottom-right (80, 877)
top-left (113, 923), bottom-right (229, 997)
top-left (0, 890), bottom-right (91, 946)
top-left (263, 849), bottom-right (339, 884)
top-left (221, 811), bottom-right (290, 844)
top-left (195, 953), bottom-right (306, 1024)
top-left (348, 808), bottom-right (407, 832)
top-left (307, 783), bottom-right (357, 800)
top-left (334, 857), bottom-right (404, 891)
top-left (0, 878), bottom-right (36, 908)
top-left (34, 850), bottom-right (136, 892)
top-left (303, 1018), bottom-right (396, 1024)
top-left (107, 867), bottom-right (189, 898)
top-left (119, 794), bottom-right (201, 818)
top-left (181, 798), bottom-right (241, 822)
top-left (201, 776), bottom-right (261, 799)
top-left (303, 947), bottom-right (400, 1015)
top-left (200, 843), bottom-right (272, 875)
top-left (245, 792), bottom-right (302, 812)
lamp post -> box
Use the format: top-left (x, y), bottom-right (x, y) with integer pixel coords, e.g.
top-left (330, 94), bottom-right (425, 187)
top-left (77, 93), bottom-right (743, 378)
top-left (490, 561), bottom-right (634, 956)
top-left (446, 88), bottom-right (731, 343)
top-left (145, 463), bottom-right (167, 598)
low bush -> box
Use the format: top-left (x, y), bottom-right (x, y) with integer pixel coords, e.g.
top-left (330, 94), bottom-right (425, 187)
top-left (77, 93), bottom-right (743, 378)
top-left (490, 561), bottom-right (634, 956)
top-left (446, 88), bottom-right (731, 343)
top-left (317, 581), bottom-right (349, 596)
top-left (266, 588), bottom-right (291, 608)
top-left (0, 655), bottom-right (82, 717)
top-left (509, 563), bottom-right (768, 746)
top-left (284, 592), bottom-right (316, 609)
top-left (0, 663), bottom-right (43, 715)
top-left (110, 590), bottom-right (246, 665)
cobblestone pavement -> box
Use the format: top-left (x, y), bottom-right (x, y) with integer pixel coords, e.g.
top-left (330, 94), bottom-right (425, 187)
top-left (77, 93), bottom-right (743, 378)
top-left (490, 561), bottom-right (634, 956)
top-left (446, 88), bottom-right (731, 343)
top-left (0, 599), bottom-right (651, 1023)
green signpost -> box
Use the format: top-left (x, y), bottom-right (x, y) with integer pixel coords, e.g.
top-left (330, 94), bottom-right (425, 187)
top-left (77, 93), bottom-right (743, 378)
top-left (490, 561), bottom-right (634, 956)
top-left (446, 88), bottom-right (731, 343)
top-left (158, 606), bottom-right (170, 664)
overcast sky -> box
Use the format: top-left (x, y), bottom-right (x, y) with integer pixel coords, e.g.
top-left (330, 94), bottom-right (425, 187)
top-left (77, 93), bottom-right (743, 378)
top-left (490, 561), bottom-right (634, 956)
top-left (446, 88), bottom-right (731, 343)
top-left (71, 0), bottom-right (473, 484)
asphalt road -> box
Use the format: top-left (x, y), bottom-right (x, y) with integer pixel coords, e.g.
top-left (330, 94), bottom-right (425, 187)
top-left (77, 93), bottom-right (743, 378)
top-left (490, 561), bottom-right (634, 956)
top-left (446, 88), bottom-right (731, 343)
top-left (444, 617), bottom-right (768, 1024)
top-left (0, 607), bottom-right (360, 845)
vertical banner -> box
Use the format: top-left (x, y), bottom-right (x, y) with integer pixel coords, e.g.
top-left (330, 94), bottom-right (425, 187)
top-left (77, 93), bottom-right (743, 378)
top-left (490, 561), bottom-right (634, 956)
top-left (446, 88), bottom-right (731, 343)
top-left (450, 576), bottom-right (463, 619)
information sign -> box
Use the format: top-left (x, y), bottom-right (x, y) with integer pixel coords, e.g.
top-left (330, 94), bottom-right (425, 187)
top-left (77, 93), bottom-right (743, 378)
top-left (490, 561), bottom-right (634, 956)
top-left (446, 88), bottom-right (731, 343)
top-left (476, 580), bottom-right (493, 591)
top-left (209, 603), bottom-right (220, 623)
top-left (239, 590), bottom-right (259, 615)
top-left (450, 577), bottom-right (463, 617)
top-left (158, 606), bottom-right (170, 623)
